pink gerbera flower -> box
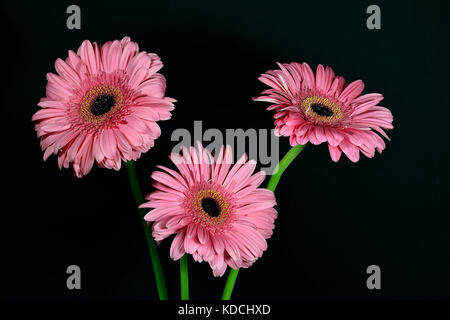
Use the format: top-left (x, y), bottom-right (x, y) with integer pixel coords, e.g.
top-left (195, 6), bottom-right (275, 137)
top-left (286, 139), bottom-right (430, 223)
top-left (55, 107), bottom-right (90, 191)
top-left (32, 37), bottom-right (175, 177)
top-left (254, 62), bottom-right (393, 162)
top-left (140, 144), bottom-right (277, 277)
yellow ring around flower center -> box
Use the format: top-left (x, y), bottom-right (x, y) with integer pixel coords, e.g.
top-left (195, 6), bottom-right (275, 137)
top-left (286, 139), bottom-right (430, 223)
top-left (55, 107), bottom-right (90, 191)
top-left (193, 189), bottom-right (230, 226)
top-left (302, 95), bottom-right (343, 123)
top-left (80, 85), bottom-right (123, 123)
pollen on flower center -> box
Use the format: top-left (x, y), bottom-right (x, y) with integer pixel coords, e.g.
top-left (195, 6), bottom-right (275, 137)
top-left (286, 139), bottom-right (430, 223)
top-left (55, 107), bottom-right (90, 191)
top-left (90, 94), bottom-right (115, 116)
top-left (79, 84), bottom-right (124, 123)
top-left (192, 189), bottom-right (230, 226)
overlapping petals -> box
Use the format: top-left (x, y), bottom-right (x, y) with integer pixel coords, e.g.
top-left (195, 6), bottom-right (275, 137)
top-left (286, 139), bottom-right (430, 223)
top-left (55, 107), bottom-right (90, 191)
top-left (140, 143), bottom-right (277, 277)
top-left (254, 62), bottom-right (393, 162)
top-left (32, 37), bottom-right (175, 177)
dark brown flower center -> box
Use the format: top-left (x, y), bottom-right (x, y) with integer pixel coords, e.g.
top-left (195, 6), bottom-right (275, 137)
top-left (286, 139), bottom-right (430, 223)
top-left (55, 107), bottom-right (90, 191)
top-left (311, 103), bottom-right (334, 117)
top-left (90, 94), bottom-right (116, 116)
top-left (201, 197), bottom-right (221, 217)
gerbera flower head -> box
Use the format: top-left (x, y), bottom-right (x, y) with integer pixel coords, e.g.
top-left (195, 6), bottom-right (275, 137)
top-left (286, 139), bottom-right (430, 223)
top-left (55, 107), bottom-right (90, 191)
top-left (32, 37), bottom-right (175, 177)
top-left (254, 62), bottom-right (394, 162)
top-left (140, 143), bottom-right (277, 277)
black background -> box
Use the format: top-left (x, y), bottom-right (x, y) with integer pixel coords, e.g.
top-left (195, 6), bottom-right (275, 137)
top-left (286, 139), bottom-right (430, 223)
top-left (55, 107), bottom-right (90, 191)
top-left (1, 0), bottom-right (450, 300)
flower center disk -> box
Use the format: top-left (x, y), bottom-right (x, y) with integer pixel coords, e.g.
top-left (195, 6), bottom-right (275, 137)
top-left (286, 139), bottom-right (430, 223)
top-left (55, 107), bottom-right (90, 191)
top-left (191, 189), bottom-right (231, 227)
top-left (302, 95), bottom-right (344, 124)
top-left (79, 84), bottom-right (124, 124)
top-left (90, 94), bottom-right (115, 116)
top-left (201, 197), bottom-right (221, 217)
top-left (310, 103), bottom-right (333, 117)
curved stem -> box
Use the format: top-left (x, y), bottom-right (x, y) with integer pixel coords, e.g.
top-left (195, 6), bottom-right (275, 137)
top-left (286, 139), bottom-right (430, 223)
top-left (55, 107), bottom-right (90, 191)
top-left (220, 144), bottom-right (307, 300)
top-left (180, 255), bottom-right (189, 300)
top-left (266, 144), bottom-right (307, 191)
top-left (126, 160), bottom-right (168, 300)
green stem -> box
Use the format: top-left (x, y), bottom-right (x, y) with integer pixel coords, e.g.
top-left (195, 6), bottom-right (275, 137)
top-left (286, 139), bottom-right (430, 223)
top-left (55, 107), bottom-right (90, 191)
top-left (180, 255), bottom-right (189, 300)
top-left (220, 144), bottom-right (307, 300)
top-left (221, 268), bottom-right (239, 300)
top-left (266, 144), bottom-right (307, 192)
top-left (126, 160), bottom-right (168, 300)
